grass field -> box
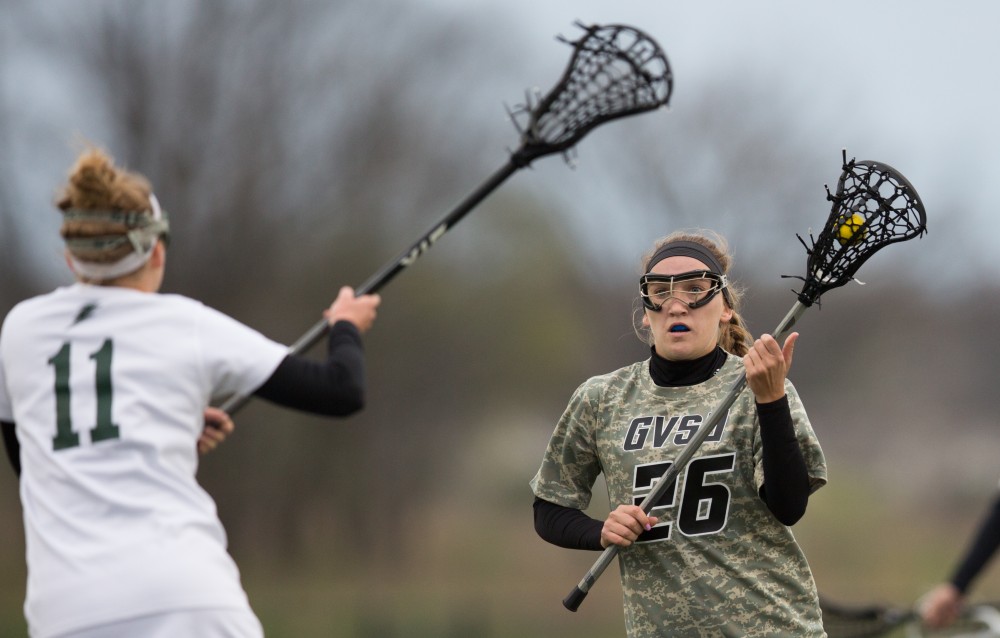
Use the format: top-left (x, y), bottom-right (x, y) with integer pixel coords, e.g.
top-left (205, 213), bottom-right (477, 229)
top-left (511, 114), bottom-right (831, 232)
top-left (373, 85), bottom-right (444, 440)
top-left (2, 470), bottom-right (999, 637)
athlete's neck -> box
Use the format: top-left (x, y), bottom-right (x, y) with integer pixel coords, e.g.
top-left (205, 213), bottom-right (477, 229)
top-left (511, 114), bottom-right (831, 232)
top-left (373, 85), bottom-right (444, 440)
top-left (648, 346), bottom-right (727, 387)
top-left (70, 242), bottom-right (165, 293)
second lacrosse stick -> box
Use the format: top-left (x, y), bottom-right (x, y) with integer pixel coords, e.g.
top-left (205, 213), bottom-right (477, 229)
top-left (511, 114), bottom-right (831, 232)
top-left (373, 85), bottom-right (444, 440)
top-left (219, 22), bottom-right (673, 416)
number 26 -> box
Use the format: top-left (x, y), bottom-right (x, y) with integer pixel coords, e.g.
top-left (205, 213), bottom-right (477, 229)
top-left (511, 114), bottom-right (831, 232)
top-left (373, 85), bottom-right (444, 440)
top-left (631, 453), bottom-right (736, 542)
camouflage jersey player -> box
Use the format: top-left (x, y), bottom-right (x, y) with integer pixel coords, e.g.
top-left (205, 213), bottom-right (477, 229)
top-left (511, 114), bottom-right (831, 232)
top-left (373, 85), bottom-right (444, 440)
top-left (530, 230), bottom-right (827, 637)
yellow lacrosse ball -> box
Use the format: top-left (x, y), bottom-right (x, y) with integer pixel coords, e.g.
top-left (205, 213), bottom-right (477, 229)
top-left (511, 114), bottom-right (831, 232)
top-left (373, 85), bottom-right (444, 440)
top-left (837, 212), bottom-right (866, 246)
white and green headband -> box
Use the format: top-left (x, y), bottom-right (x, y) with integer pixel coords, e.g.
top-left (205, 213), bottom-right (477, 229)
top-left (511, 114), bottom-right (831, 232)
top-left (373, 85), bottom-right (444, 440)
top-left (64, 194), bottom-right (170, 280)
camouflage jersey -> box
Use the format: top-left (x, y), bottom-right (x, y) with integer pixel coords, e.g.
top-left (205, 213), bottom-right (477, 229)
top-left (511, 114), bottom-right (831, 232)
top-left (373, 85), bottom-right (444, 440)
top-left (530, 354), bottom-right (828, 637)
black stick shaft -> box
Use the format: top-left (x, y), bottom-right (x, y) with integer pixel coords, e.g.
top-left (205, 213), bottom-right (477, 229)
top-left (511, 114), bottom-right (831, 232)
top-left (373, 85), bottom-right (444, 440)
top-left (563, 300), bottom-right (809, 612)
top-left (217, 160), bottom-right (520, 416)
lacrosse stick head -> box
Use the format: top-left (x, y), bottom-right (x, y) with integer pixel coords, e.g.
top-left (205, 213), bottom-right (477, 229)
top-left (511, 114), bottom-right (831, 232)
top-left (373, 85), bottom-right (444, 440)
top-left (509, 22), bottom-right (672, 166)
top-left (794, 149), bottom-right (927, 306)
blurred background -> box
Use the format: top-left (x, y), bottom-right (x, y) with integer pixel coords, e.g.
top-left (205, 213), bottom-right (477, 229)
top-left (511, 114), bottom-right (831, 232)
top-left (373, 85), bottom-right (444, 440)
top-left (2, 1), bottom-right (999, 636)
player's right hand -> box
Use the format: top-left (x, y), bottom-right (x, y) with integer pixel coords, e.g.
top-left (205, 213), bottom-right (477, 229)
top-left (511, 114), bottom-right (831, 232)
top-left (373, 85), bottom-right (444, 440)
top-left (919, 583), bottom-right (964, 629)
top-left (601, 505), bottom-right (659, 548)
top-left (198, 406), bottom-right (234, 455)
top-left (324, 286), bottom-right (381, 334)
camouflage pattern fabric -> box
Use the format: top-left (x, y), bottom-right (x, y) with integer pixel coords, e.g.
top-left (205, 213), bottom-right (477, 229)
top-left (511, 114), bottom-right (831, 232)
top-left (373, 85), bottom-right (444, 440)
top-left (531, 354), bottom-right (828, 637)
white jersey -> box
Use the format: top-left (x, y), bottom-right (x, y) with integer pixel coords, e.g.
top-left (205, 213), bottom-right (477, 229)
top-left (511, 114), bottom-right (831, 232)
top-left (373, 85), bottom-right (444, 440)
top-left (0, 283), bottom-right (288, 638)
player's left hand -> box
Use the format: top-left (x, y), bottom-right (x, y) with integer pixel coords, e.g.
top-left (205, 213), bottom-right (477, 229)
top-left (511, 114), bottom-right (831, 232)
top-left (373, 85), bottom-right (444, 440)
top-left (919, 583), bottom-right (964, 629)
top-left (198, 406), bottom-right (234, 455)
top-left (324, 286), bottom-right (381, 334)
top-left (744, 332), bottom-right (797, 404)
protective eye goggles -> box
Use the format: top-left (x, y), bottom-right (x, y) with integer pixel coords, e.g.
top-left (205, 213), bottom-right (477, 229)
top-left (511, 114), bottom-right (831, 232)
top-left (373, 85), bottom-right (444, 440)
top-left (639, 270), bottom-right (730, 311)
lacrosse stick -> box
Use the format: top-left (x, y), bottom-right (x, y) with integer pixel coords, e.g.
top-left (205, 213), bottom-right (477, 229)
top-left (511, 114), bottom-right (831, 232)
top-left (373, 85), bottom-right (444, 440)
top-left (819, 598), bottom-right (917, 638)
top-left (820, 597), bottom-right (1000, 638)
top-left (562, 148), bottom-right (928, 612)
top-left (217, 21), bottom-right (672, 416)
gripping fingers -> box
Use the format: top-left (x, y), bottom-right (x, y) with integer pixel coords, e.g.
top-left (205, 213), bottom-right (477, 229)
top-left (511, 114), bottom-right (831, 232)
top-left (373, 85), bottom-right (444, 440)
top-left (324, 286), bottom-right (381, 334)
top-left (745, 333), bottom-right (797, 403)
top-left (601, 506), bottom-right (659, 548)
top-left (199, 407), bottom-right (235, 455)
top-left (197, 429), bottom-right (224, 454)
top-left (601, 522), bottom-right (638, 548)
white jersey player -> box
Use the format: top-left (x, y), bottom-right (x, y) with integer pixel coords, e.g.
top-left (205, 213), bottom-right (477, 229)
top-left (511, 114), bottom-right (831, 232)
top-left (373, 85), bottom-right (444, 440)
top-left (0, 147), bottom-right (381, 638)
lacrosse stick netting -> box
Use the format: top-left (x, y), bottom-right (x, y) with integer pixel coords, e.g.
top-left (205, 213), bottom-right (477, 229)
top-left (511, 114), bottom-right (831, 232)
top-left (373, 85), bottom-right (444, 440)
top-left (820, 597), bottom-right (1000, 638)
top-left (217, 22), bottom-right (672, 416)
top-left (819, 598), bottom-right (916, 638)
top-left (511, 22), bottom-right (672, 165)
top-left (793, 149), bottom-right (927, 307)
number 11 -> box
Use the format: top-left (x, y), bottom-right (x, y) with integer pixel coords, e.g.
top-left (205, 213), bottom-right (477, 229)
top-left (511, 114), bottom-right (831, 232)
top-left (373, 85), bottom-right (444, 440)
top-left (48, 339), bottom-right (120, 450)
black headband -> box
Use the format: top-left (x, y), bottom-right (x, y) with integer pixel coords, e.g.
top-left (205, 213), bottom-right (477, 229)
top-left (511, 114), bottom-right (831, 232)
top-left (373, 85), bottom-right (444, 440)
top-left (645, 240), bottom-right (725, 274)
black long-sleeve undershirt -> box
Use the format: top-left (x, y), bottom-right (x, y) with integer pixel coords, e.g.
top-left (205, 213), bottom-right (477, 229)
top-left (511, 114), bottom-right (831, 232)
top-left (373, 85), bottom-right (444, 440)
top-left (950, 493), bottom-right (1000, 594)
top-left (1, 421), bottom-right (17, 477)
top-left (534, 497), bottom-right (604, 550)
top-left (253, 320), bottom-right (366, 416)
top-left (2, 320), bottom-right (367, 479)
top-left (533, 347), bottom-right (812, 550)
top-left (756, 395), bottom-right (810, 525)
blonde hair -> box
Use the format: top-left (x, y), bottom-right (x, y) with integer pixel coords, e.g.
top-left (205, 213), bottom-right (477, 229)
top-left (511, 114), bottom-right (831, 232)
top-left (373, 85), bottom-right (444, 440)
top-left (56, 146), bottom-right (154, 265)
top-left (633, 229), bottom-right (754, 356)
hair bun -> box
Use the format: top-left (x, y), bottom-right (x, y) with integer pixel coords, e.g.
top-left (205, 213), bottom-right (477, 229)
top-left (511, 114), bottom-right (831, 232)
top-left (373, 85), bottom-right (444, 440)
top-left (57, 146), bottom-right (150, 212)
top-left (67, 150), bottom-right (118, 208)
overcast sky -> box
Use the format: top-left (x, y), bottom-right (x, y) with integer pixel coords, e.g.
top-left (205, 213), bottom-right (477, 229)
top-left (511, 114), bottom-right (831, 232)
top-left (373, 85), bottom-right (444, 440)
top-left (5, 1), bottom-right (999, 286)
top-left (422, 1), bottom-right (999, 277)
top-left (442, 0), bottom-right (997, 188)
